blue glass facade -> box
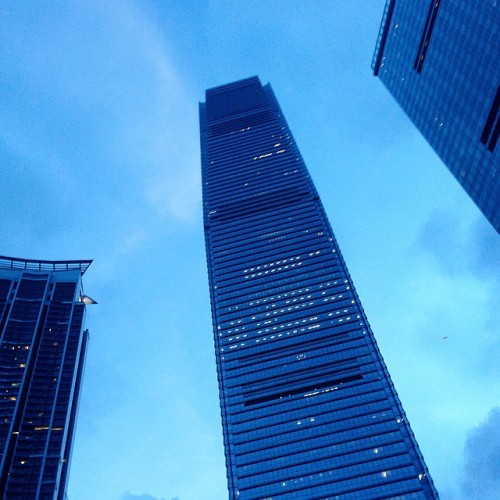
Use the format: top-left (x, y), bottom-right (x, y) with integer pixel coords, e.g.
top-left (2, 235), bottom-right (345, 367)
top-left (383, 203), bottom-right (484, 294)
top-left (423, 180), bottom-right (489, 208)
top-left (373, 0), bottom-right (500, 233)
top-left (200, 77), bottom-right (438, 499)
top-left (0, 256), bottom-right (92, 499)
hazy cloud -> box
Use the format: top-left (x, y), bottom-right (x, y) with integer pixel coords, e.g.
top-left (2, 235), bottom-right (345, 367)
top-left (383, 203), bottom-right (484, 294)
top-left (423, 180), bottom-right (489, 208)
top-left (468, 218), bottom-right (500, 278)
top-left (120, 493), bottom-right (166, 500)
top-left (414, 208), bottom-right (500, 373)
top-left (461, 407), bottom-right (500, 499)
top-left (0, 0), bottom-right (200, 236)
top-left (120, 493), bottom-right (180, 500)
top-left (417, 209), bottom-right (500, 278)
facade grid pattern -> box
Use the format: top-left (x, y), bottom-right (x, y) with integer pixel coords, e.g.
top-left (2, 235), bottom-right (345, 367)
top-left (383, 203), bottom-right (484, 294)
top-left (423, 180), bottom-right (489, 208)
top-left (373, 0), bottom-right (500, 233)
top-left (200, 77), bottom-right (438, 499)
top-left (0, 258), bottom-right (90, 499)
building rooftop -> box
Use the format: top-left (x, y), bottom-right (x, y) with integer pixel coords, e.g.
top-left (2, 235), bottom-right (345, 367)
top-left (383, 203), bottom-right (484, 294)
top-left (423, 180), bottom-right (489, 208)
top-left (0, 255), bottom-right (93, 275)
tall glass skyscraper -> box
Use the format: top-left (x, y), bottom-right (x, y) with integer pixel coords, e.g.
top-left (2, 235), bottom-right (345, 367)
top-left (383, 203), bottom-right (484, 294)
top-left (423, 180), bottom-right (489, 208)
top-left (373, 1), bottom-right (500, 233)
top-left (0, 256), bottom-right (93, 499)
top-left (200, 77), bottom-right (438, 499)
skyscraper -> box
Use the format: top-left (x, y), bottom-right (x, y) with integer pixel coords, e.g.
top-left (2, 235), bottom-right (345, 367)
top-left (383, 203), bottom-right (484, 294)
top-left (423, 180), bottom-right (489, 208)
top-left (372, 1), bottom-right (500, 233)
top-left (0, 256), bottom-right (93, 499)
top-left (200, 77), bottom-right (438, 499)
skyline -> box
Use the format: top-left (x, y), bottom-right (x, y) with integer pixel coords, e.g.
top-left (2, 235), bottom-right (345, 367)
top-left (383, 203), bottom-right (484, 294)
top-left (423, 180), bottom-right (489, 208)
top-left (1, 1), bottom-right (499, 499)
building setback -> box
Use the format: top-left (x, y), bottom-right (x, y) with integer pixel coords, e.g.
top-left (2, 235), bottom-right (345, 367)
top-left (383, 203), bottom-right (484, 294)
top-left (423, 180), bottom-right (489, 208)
top-left (200, 77), bottom-right (438, 499)
top-left (373, 0), bottom-right (500, 233)
top-left (0, 256), bottom-right (93, 499)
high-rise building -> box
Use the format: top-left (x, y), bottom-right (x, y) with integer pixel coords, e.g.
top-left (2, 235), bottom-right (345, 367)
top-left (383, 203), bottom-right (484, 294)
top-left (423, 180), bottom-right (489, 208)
top-left (372, 1), bottom-right (500, 233)
top-left (0, 256), bottom-right (93, 499)
top-left (200, 77), bottom-right (438, 499)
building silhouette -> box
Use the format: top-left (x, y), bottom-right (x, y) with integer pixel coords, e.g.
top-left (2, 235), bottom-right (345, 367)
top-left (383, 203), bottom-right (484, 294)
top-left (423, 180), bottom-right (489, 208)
top-left (0, 256), bottom-right (93, 499)
top-left (373, 1), bottom-right (500, 233)
top-left (200, 77), bottom-right (438, 499)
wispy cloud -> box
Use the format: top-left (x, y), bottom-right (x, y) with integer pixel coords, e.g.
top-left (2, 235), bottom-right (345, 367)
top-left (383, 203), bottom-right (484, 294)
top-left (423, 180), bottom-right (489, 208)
top-left (0, 0), bottom-right (200, 257)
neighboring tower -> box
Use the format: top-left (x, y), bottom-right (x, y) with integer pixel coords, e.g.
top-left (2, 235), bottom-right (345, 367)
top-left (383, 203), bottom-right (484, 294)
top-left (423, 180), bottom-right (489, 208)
top-left (200, 77), bottom-right (438, 499)
top-left (0, 256), bottom-right (93, 499)
top-left (372, 1), bottom-right (500, 233)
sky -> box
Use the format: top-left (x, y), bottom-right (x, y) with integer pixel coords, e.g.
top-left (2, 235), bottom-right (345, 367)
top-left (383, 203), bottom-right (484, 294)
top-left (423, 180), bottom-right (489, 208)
top-left (1, 1), bottom-right (499, 499)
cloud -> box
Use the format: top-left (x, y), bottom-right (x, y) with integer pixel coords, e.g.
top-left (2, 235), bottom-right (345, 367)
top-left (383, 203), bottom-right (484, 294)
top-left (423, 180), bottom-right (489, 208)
top-left (461, 407), bottom-right (500, 499)
top-left (369, 205), bottom-right (500, 497)
top-left (120, 493), bottom-right (167, 500)
top-left (0, 0), bottom-right (200, 234)
top-left (120, 492), bottom-right (181, 500)
top-left (414, 208), bottom-right (500, 377)
top-left (468, 217), bottom-right (500, 278)
top-left (145, 163), bottom-right (201, 222)
top-left (416, 209), bottom-right (500, 278)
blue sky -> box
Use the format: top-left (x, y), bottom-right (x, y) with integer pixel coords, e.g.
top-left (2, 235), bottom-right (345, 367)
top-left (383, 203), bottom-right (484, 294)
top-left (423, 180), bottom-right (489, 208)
top-left (1, 1), bottom-right (499, 499)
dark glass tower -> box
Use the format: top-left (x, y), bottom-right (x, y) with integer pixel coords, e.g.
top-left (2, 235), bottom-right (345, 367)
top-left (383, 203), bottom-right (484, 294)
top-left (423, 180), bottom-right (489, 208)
top-left (200, 77), bottom-right (438, 499)
top-left (373, 1), bottom-right (500, 233)
top-left (0, 256), bottom-right (93, 499)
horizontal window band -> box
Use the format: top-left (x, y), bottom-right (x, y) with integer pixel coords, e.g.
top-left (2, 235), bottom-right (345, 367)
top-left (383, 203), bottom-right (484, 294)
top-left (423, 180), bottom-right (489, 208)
top-left (243, 374), bottom-right (363, 407)
top-left (208, 110), bottom-right (274, 137)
